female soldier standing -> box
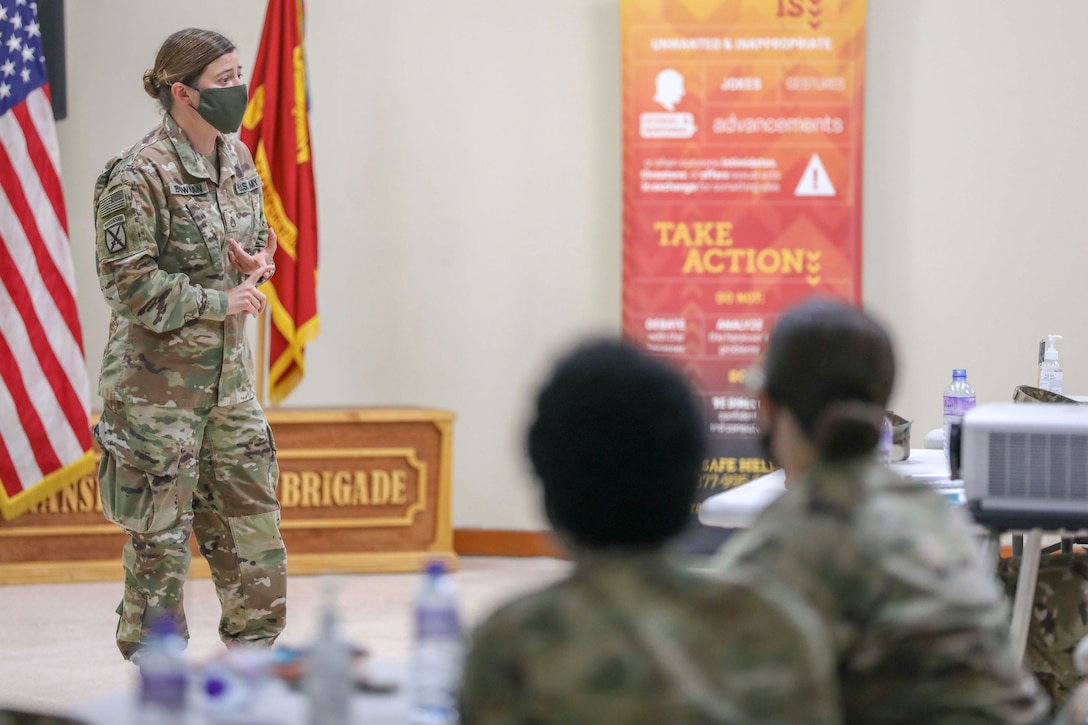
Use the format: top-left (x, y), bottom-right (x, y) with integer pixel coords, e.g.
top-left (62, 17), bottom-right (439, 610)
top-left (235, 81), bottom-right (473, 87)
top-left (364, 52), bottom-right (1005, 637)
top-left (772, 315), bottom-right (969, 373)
top-left (92, 28), bottom-right (285, 661)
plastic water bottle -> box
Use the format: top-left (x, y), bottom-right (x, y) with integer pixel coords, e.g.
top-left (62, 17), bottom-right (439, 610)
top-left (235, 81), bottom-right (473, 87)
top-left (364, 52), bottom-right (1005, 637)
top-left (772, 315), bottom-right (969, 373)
top-left (411, 560), bottom-right (464, 725)
top-left (138, 616), bottom-right (189, 725)
top-left (943, 369), bottom-right (976, 460)
top-left (199, 646), bottom-right (273, 719)
top-left (201, 658), bottom-right (250, 719)
top-left (305, 578), bottom-right (354, 725)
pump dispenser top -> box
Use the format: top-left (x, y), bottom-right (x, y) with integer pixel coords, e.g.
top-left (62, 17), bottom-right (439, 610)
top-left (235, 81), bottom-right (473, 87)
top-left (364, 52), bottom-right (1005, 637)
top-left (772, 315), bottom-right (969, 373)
top-left (1039, 335), bottom-right (1064, 394)
top-left (1045, 335), bottom-right (1062, 361)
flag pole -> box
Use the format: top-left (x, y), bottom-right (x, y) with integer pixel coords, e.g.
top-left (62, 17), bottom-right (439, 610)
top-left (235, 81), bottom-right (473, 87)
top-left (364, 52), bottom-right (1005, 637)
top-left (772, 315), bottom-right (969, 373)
top-left (256, 308), bottom-right (268, 407)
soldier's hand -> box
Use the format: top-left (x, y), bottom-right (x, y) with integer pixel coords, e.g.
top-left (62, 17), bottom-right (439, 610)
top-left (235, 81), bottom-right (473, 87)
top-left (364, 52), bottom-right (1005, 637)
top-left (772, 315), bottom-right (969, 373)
top-left (226, 266), bottom-right (272, 317)
top-left (262, 227), bottom-right (278, 263)
top-left (228, 237), bottom-right (276, 286)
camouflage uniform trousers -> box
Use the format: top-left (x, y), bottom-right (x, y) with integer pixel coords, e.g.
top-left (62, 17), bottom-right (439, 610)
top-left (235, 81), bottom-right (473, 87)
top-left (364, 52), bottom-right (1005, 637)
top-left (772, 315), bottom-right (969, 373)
top-left (997, 552), bottom-right (1088, 712)
top-left (94, 397), bottom-right (286, 659)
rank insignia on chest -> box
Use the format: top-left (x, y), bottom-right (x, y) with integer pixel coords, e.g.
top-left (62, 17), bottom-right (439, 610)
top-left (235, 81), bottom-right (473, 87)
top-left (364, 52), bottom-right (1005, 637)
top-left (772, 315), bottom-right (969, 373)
top-left (103, 215), bottom-right (127, 253)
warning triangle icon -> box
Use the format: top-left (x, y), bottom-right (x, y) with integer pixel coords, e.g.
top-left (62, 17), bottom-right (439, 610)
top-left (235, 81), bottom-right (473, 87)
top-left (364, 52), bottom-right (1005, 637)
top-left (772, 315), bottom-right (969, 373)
top-left (794, 154), bottom-right (836, 197)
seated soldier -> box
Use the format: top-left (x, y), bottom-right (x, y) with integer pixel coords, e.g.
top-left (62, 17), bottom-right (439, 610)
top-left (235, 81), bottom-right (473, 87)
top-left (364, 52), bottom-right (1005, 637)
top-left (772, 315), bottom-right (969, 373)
top-left (711, 298), bottom-right (1049, 724)
top-left (459, 339), bottom-right (842, 724)
top-left (1005, 385), bottom-right (1088, 710)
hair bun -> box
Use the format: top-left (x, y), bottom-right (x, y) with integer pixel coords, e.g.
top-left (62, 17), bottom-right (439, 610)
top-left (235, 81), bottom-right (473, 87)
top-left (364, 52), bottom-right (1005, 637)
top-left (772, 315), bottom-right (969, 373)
top-left (141, 68), bottom-right (160, 99)
top-left (811, 401), bottom-right (883, 461)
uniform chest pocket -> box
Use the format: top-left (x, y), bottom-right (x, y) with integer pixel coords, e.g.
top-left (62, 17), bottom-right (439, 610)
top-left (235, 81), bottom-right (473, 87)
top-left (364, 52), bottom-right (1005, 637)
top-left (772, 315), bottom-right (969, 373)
top-left (159, 182), bottom-right (221, 277)
top-left (226, 175), bottom-right (262, 251)
top-left (183, 198), bottom-right (226, 269)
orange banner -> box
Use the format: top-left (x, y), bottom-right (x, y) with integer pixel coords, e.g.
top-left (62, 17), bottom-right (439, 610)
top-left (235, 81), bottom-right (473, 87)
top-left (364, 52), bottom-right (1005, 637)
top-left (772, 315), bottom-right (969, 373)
top-left (621, 0), bottom-right (866, 549)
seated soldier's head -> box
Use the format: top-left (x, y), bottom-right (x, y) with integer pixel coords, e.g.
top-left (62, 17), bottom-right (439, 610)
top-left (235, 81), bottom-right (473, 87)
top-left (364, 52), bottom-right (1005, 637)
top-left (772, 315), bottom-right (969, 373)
top-left (527, 339), bottom-right (705, 550)
top-left (755, 297), bottom-right (895, 476)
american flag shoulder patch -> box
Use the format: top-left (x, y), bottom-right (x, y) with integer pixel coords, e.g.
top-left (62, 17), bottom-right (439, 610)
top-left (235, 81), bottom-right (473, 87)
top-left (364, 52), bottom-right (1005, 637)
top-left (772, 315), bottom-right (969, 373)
top-left (97, 188), bottom-right (126, 219)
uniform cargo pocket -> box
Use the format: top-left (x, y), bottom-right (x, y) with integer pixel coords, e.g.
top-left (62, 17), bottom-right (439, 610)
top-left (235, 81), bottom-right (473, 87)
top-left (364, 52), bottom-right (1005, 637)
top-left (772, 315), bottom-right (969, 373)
top-left (94, 406), bottom-right (184, 534)
top-left (231, 509), bottom-right (286, 565)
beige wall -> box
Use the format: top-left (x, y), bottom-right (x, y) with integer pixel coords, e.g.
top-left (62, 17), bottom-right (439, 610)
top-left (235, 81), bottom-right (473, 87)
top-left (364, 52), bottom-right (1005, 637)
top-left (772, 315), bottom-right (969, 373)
top-left (60, 1), bottom-right (1088, 531)
top-left (863, 1), bottom-right (1088, 441)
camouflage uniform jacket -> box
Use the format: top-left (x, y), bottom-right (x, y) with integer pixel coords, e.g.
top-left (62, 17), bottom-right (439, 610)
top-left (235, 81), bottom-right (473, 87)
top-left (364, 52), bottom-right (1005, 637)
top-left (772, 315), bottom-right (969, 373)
top-left (712, 458), bottom-right (1050, 724)
top-left (459, 550), bottom-right (843, 724)
top-left (93, 114), bottom-right (268, 407)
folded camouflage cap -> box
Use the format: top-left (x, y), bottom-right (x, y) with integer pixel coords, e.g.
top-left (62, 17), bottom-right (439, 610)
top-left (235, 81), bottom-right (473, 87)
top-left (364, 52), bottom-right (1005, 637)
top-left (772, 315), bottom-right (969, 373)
top-left (1013, 385), bottom-right (1084, 405)
top-left (886, 411), bottom-right (911, 462)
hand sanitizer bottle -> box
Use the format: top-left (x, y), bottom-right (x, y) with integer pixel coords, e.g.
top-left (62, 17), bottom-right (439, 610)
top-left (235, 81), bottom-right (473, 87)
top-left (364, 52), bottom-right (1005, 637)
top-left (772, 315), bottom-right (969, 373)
top-left (1039, 335), bottom-right (1064, 394)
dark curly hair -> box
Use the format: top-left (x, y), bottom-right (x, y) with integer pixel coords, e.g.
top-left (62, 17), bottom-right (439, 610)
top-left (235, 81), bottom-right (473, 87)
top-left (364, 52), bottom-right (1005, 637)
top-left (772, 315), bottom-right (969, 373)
top-left (763, 298), bottom-right (895, 461)
top-left (527, 339), bottom-right (706, 549)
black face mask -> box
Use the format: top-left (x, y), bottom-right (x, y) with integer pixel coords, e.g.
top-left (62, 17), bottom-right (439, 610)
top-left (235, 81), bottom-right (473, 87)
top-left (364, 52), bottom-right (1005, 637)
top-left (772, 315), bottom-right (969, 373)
top-left (760, 430), bottom-right (776, 466)
top-left (187, 83), bottom-right (248, 134)
top-left (758, 407), bottom-right (777, 467)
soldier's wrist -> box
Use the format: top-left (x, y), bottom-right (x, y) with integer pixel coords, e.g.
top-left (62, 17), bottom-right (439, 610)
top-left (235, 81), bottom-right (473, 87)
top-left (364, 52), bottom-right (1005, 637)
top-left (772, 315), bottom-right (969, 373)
top-left (204, 290), bottom-right (229, 321)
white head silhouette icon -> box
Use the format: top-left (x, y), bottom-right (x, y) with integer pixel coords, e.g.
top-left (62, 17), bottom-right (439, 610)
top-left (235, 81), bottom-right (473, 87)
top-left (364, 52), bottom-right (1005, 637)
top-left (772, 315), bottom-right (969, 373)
top-left (653, 69), bottom-right (686, 111)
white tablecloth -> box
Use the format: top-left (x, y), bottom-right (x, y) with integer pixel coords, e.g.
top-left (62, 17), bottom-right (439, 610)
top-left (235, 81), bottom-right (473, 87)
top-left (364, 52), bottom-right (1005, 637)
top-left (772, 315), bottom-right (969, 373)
top-left (693, 448), bottom-right (1088, 665)
top-left (69, 660), bottom-right (410, 725)
top-left (698, 449), bottom-right (956, 529)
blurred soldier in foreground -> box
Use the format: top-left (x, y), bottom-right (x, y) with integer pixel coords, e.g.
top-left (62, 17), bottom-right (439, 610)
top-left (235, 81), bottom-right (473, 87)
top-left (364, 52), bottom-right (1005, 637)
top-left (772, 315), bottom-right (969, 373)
top-left (711, 298), bottom-right (1050, 723)
top-left (1002, 385), bottom-right (1088, 711)
top-left (1000, 553), bottom-right (1088, 711)
top-left (459, 340), bottom-right (842, 724)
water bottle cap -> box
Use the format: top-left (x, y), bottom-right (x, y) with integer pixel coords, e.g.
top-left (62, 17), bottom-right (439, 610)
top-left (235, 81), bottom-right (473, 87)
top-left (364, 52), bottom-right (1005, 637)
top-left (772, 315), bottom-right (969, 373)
top-left (205, 676), bottom-right (227, 698)
top-left (952, 369), bottom-right (967, 378)
top-left (149, 614), bottom-right (178, 640)
top-left (425, 559), bottom-right (447, 576)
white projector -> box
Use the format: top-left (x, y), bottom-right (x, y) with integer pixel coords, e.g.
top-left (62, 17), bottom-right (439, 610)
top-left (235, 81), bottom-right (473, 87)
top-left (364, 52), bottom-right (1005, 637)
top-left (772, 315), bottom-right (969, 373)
top-left (957, 402), bottom-right (1088, 530)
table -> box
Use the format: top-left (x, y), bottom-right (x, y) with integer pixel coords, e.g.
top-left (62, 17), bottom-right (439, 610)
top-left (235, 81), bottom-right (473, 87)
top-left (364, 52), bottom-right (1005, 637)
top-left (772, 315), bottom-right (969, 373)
top-left (695, 449), bottom-right (1059, 663)
top-left (698, 449), bottom-right (956, 529)
top-left (68, 660), bottom-right (410, 725)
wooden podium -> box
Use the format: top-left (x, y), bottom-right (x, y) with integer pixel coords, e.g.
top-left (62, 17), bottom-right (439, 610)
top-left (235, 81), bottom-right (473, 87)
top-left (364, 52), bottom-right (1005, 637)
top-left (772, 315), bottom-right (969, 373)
top-left (0, 409), bottom-right (457, 585)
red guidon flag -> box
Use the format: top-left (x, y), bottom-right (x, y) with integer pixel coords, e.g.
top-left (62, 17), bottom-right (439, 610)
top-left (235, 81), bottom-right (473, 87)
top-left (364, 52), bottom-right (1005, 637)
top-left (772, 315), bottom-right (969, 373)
top-left (241, 0), bottom-right (319, 405)
top-left (0, 0), bottom-right (94, 519)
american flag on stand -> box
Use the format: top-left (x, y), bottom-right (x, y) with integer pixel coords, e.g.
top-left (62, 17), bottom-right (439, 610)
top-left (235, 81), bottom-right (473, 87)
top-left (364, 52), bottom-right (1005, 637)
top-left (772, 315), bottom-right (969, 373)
top-left (0, 0), bottom-right (93, 520)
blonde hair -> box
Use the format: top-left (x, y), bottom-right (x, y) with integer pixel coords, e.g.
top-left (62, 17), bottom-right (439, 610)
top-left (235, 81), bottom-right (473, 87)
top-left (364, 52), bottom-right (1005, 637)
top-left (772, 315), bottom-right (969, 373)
top-left (142, 28), bottom-right (235, 110)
